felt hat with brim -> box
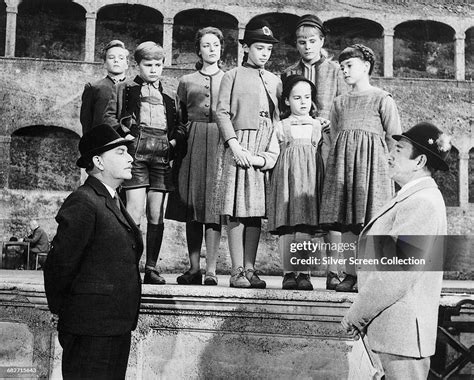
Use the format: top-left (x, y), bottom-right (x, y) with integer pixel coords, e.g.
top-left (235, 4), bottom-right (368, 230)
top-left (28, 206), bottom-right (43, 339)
top-left (239, 20), bottom-right (279, 45)
top-left (76, 124), bottom-right (133, 168)
top-left (392, 122), bottom-right (451, 171)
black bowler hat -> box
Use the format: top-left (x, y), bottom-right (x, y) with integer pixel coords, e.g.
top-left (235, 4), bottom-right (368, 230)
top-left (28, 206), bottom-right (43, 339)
top-left (393, 122), bottom-right (452, 171)
top-left (76, 124), bottom-right (133, 168)
top-left (239, 20), bottom-right (279, 45)
top-left (295, 14), bottom-right (327, 36)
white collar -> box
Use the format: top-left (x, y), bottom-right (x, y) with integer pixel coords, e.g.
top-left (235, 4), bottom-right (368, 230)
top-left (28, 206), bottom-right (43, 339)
top-left (397, 176), bottom-right (430, 197)
top-left (100, 180), bottom-right (117, 199)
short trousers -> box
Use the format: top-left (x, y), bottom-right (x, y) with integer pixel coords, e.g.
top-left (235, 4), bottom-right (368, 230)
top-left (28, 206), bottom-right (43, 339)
top-left (122, 127), bottom-right (174, 192)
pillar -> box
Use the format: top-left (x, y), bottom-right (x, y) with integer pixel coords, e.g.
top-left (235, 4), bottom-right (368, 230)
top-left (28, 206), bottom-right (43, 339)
top-left (163, 17), bottom-right (173, 67)
top-left (0, 136), bottom-right (12, 188)
top-left (237, 23), bottom-right (246, 66)
top-left (383, 28), bottom-right (394, 78)
top-left (454, 32), bottom-right (465, 81)
top-left (5, 6), bottom-right (18, 57)
top-left (84, 12), bottom-right (97, 62)
top-left (458, 151), bottom-right (469, 207)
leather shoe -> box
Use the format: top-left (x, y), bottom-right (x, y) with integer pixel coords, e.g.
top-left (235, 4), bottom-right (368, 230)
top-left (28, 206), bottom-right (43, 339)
top-left (245, 269), bottom-right (266, 289)
top-left (282, 272), bottom-right (297, 290)
top-left (204, 273), bottom-right (218, 286)
top-left (230, 267), bottom-right (251, 288)
top-left (144, 269), bottom-right (166, 285)
top-left (326, 271), bottom-right (341, 290)
top-left (335, 273), bottom-right (357, 292)
top-left (296, 273), bottom-right (313, 291)
top-left (177, 270), bottom-right (202, 285)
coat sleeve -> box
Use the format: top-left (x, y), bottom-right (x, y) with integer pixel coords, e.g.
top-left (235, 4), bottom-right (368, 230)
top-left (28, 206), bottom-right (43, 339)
top-left (216, 70), bottom-right (237, 143)
top-left (43, 191), bottom-right (97, 314)
top-left (103, 84), bottom-right (121, 131)
top-left (25, 229), bottom-right (41, 244)
top-left (345, 197), bottom-right (441, 331)
top-left (80, 83), bottom-right (93, 132)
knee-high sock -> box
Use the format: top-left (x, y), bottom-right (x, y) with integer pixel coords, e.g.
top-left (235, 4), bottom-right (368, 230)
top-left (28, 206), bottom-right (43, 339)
top-left (146, 223), bottom-right (164, 269)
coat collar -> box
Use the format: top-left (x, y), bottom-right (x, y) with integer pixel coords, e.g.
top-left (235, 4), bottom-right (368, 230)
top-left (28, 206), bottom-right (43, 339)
top-left (85, 176), bottom-right (132, 229)
top-left (361, 176), bottom-right (438, 235)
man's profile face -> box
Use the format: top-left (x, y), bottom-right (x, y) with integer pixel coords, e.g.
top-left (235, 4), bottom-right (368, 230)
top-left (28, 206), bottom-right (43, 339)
top-left (388, 138), bottom-right (419, 186)
top-left (97, 145), bottom-right (133, 182)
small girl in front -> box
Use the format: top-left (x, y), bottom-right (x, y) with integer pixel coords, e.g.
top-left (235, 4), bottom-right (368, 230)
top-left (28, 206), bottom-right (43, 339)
top-left (320, 44), bottom-right (402, 292)
top-left (214, 20), bottom-right (281, 288)
top-left (267, 75), bottom-right (328, 291)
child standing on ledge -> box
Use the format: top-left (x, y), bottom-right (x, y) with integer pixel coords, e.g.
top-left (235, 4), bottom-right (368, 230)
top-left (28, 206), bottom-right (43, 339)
top-left (214, 20), bottom-right (281, 289)
top-left (320, 44), bottom-right (402, 292)
top-left (267, 75), bottom-right (328, 291)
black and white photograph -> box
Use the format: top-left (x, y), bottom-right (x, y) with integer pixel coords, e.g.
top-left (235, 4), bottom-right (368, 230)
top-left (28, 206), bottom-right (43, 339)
top-left (0, 0), bottom-right (472, 379)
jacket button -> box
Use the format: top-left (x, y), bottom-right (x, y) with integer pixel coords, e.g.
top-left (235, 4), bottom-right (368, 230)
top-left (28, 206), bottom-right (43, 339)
top-left (205, 77), bottom-right (209, 80)
top-left (205, 104), bottom-right (209, 107)
top-left (205, 94), bottom-right (210, 97)
top-left (205, 113), bottom-right (209, 117)
top-left (132, 244), bottom-right (136, 249)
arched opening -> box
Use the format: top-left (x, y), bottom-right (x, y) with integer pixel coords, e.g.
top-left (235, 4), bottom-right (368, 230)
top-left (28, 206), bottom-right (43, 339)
top-left (469, 148), bottom-right (474, 203)
top-left (173, 9), bottom-right (238, 70)
top-left (248, 13), bottom-right (300, 73)
top-left (433, 146), bottom-right (459, 207)
top-left (325, 17), bottom-right (384, 76)
top-left (466, 27), bottom-right (474, 80)
top-left (0, 1), bottom-right (6, 56)
top-left (16, 0), bottom-right (85, 60)
top-left (9, 126), bottom-right (80, 191)
top-left (96, 4), bottom-right (163, 62)
top-left (394, 20), bottom-right (455, 79)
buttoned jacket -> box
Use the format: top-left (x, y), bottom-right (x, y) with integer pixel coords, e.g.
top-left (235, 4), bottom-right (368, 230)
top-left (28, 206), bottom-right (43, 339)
top-left (216, 66), bottom-right (282, 143)
top-left (80, 76), bottom-right (118, 133)
top-left (44, 176), bottom-right (143, 336)
top-left (346, 176), bottom-right (446, 358)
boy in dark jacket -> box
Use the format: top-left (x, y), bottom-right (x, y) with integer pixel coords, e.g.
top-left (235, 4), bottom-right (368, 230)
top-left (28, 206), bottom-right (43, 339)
top-left (104, 41), bottom-right (186, 285)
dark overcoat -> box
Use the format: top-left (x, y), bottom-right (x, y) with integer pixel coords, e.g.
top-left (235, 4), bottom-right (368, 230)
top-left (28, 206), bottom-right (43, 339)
top-left (44, 176), bottom-right (143, 336)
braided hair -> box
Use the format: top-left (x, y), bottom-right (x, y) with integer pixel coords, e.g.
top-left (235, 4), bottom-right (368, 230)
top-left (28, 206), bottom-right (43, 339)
top-left (338, 44), bottom-right (376, 75)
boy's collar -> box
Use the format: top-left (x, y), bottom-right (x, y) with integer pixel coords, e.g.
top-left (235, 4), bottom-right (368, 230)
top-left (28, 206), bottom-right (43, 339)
top-left (134, 75), bottom-right (162, 91)
top-left (300, 55), bottom-right (326, 69)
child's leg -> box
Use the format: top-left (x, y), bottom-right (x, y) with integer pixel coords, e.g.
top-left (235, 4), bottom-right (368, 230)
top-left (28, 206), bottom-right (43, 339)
top-left (243, 217), bottom-right (261, 271)
top-left (143, 191), bottom-right (166, 284)
top-left (227, 217), bottom-right (245, 271)
top-left (342, 231), bottom-right (358, 276)
top-left (227, 217), bottom-right (250, 288)
top-left (185, 221), bottom-right (203, 274)
top-left (295, 231), bottom-right (313, 291)
top-left (204, 223), bottom-right (221, 275)
top-left (325, 230), bottom-right (341, 274)
top-left (126, 187), bottom-right (147, 225)
top-left (280, 233), bottom-right (298, 290)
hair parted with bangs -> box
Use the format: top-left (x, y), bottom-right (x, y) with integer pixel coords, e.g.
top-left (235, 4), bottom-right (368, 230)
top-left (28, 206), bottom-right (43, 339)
top-left (338, 44), bottom-right (376, 75)
top-left (134, 41), bottom-right (165, 64)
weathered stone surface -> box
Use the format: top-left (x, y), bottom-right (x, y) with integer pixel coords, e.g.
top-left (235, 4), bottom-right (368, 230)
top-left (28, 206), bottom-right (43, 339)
top-left (0, 321), bottom-right (34, 366)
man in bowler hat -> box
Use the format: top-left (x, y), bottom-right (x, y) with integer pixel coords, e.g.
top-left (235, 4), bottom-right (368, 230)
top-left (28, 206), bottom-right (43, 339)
top-left (44, 124), bottom-right (143, 379)
top-left (342, 122), bottom-right (452, 379)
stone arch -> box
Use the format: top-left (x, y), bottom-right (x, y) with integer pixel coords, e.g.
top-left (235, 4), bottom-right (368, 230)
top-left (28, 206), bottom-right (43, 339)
top-left (248, 13), bottom-right (300, 73)
top-left (9, 126), bottom-right (80, 191)
top-left (466, 26), bottom-right (474, 80)
top-left (324, 17), bottom-right (384, 76)
top-left (433, 145), bottom-right (459, 207)
top-left (173, 9), bottom-right (238, 69)
top-left (394, 20), bottom-right (456, 79)
top-left (16, 0), bottom-right (86, 60)
top-left (96, 4), bottom-right (163, 62)
top-left (0, 1), bottom-right (5, 56)
top-left (469, 147), bottom-right (474, 203)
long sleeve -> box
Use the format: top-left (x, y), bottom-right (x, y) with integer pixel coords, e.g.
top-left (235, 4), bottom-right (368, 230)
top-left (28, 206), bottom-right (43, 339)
top-left (380, 94), bottom-right (402, 151)
top-left (258, 130), bottom-right (280, 170)
top-left (43, 192), bottom-right (96, 314)
top-left (103, 85), bottom-right (121, 131)
top-left (80, 83), bottom-right (93, 132)
top-left (216, 70), bottom-right (237, 143)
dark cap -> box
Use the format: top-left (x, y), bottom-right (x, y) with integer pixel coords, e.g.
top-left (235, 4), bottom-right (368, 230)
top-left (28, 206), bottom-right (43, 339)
top-left (295, 14), bottom-right (327, 36)
top-left (239, 19), bottom-right (279, 45)
top-left (393, 122), bottom-right (452, 171)
top-left (76, 124), bottom-right (133, 168)
top-left (282, 74), bottom-right (316, 103)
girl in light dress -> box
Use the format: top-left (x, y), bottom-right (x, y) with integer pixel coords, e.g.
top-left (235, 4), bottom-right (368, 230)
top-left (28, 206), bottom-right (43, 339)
top-left (320, 44), bottom-right (402, 292)
top-left (213, 20), bottom-right (281, 288)
top-left (267, 75), bottom-right (329, 291)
